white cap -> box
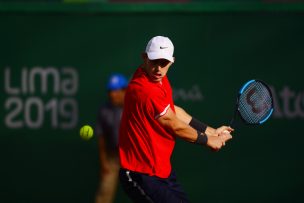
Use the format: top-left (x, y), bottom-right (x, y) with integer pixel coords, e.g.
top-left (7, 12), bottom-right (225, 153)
top-left (145, 36), bottom-right (174, 62)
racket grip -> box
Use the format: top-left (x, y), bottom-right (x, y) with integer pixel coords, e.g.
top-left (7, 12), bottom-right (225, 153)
top-left (229, 119), bottom-right (235, 129)
top-left (229, 109), bottom-right (238, 129)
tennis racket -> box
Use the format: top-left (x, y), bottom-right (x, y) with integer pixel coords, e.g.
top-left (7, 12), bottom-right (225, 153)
top-left (230, 79), bottom-right (274, 128)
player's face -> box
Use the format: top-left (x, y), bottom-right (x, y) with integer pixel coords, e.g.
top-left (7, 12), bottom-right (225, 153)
top-left (108, 89), bottom-right (125, 107)
top-left (143, 54), bottom-right (173, 82)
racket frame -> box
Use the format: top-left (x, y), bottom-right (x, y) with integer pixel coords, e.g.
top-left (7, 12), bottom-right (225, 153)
top-left (230, 79), bottom-right (274, 127)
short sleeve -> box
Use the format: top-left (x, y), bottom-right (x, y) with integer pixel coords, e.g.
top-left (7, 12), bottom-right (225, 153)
top-left (146, 89), bottom-right (171, 119)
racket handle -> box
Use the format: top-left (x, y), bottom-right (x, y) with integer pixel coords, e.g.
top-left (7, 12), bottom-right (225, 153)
top-left (229, 109), bottom-right (238, 129)
top-left (230, 119), bottom-right (237, 129)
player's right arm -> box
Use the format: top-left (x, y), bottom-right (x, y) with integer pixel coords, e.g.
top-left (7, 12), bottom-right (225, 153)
top-left (157, 107), bottom-right (232, 150)
top-left (174, 105), bottom-right (233, 138)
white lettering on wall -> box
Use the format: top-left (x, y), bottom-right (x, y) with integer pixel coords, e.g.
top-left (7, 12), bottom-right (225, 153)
top-left (4, 67), bottom-right (79, 129)
top-left (173, 85), bottom-right (204, 102)
top-left (271, 86), bottom-right (304, 119)
top-left (172, 84), bottom-right (303, 120)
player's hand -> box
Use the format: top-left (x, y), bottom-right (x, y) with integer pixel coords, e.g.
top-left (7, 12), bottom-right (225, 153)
top-left (215, 126), bottom-right (234, 136)
top-left (219, 130), bottom-right (233, 146)
top-left (206, 128), bottom-right (233, 150)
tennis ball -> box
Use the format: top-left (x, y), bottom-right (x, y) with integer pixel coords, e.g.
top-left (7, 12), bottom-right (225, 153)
top-left (80, 125), bottom-right (94, 140)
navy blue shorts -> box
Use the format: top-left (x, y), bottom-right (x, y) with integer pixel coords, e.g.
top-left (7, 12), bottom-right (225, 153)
top-left (119, 168), bottom-right (190, 203)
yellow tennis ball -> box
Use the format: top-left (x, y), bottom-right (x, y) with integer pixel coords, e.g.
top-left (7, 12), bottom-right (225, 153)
top-left (80, 125), bottom-right (94, 140)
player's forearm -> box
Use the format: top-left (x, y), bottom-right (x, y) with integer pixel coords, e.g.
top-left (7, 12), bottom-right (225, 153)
top-left (175, 105), bottom-right (210, 134)
top-left (170, 119), bottom-right (199, 143)
top-left (174, 105), bottom-right (192, 124)
top-left (158, 108), bottom-right (198, 142)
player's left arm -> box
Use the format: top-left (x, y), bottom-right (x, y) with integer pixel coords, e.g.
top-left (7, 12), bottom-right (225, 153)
top-left (157, 107), bottom-right (232, 149)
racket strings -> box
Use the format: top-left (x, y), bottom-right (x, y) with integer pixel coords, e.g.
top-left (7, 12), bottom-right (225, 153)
top-left (238, 82), bottom-right (273, 124)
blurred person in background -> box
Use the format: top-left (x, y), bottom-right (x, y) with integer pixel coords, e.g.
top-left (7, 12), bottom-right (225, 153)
top-left (95, 73), bottom-right (128, 203)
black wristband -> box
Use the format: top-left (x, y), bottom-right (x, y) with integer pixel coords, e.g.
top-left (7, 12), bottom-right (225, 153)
top-left (189, 117), bottom-right (207, 133)
top-left (195, 131), bottom-right (208, 146)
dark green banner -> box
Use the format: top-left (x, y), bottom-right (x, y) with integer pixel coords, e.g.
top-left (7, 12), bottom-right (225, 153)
top-left (1, 4), bottom-right (304, 203)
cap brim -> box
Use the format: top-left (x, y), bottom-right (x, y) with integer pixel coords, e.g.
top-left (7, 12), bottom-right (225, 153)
top-left (147, 52), bottom-right (174, 63)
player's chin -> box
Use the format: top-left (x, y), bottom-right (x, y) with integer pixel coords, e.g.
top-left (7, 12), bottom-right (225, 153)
top-left (151, 75), bottom-right (163, 82)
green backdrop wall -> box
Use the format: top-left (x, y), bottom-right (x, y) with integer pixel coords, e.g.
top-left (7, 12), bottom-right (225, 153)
top-left (1, 3), bottom-right (304, 203)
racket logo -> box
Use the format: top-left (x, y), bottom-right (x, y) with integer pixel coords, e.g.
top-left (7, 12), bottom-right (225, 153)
top-left (246, 87), bottom-right (268, 114)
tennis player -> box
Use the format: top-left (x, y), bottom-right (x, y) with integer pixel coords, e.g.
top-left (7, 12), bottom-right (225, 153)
top-left (118, 36), bottom-right (233, 203)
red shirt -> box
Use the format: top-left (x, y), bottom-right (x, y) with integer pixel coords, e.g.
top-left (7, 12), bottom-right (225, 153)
top-left (119, 67), bottom-right (175, 178)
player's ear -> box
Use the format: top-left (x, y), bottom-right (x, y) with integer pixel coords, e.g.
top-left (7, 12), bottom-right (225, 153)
top-left (141, 53), bottom-right (148, 60)
top-left (142, 53), bottom-right (149, 67)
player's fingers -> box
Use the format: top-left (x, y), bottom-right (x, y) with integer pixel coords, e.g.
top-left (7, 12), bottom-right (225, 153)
top-left (226, 133), bottom-right (232, 140)
top-left (222, 130), bottom-right (229, 134)
top-left (220, 133), bottom-right (232, 142)
top-left (219, 127), bottom-right (232, 133)
top-left (220, 126), bottom-right (230, 131)
top-left (222, 126), bottom-right (234, 133)
top-left (227, 127), bottom-right (234, 132)
top-left (221, 129), bottom-right (233, 138)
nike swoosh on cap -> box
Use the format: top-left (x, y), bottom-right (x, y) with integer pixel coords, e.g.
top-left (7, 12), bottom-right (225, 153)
top-left (160, 46), bottom-right (168, 49)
